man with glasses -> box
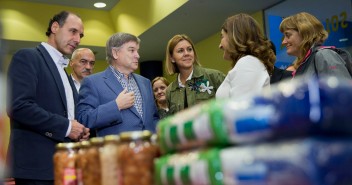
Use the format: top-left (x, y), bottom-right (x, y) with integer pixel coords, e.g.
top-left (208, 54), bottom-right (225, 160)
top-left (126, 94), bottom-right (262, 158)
top-left (69, 48), bottom-right (95, 92)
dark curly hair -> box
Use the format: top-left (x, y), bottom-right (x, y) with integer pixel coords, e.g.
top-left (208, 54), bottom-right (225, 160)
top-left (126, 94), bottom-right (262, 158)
top-left (222, 13), bottom-right (276, 75)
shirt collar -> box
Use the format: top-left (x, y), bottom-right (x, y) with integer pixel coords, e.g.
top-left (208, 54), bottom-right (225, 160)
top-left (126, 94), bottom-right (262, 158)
top-left (109, 65), bottom-right (131, 80)
top-left (41, 42), bottom-right (69, 67)
top-left (178, 69), bottom-right (193, 88)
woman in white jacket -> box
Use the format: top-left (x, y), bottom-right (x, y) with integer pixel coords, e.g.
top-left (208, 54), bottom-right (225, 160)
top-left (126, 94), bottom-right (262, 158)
top-left (216, 13), bottom-right (276, 101)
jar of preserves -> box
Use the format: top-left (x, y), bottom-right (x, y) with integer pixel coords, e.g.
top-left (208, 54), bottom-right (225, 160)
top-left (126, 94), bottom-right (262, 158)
top-left (53, 142), bottom-right (79, 185)
top-left (101, 135), bottom-right (121, 185)
top-left (151, 133), bottom-right (161, 158)
top-left (76, 140), bottom-right (90, 185)
top-left (83, 137), bottom-right (104, 185)
top-left (118, 130), bottom-right (159, 185)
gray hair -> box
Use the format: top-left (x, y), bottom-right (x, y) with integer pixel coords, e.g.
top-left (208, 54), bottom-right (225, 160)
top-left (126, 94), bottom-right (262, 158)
top-left (71, 48), bottom-right (94, 60)
top-left (106, 32), bottom-right (140, 64)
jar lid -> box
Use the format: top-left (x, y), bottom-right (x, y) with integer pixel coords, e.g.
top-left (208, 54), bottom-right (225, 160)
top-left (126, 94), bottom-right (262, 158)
top-left (119, 130), bottom-right (152, 141)
top-left (56, 142), bottom-right (79, 150)
top-left (79, 140), bottom-right (91, 148)
top-left (89, 137), bottom-right (104, 145)
top-left (151, 134), bottom-right (158, 143)
top-left (104, 135), bottom-right (120, 143)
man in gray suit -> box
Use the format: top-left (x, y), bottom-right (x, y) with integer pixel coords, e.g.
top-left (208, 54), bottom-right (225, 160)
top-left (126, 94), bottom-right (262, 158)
top-left (77, 32), bottom-right (159, 136)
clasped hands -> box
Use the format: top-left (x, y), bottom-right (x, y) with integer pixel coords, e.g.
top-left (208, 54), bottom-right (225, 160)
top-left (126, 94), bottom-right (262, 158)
top-left (68, 120), bottom-right (90, 142)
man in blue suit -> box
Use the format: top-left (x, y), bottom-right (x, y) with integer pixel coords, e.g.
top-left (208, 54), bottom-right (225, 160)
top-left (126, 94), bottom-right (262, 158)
top-left (7, 11), bottom-right (90, 185)
top-left (77, 32), bottom-right (159, 136)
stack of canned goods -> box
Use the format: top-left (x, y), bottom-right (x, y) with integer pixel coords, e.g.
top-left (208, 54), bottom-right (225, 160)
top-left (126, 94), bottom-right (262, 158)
top-left (53, 130), bottom-right (159, 185)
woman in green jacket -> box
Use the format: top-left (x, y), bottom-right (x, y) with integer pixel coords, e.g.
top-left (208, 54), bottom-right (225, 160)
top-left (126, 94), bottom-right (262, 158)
top-left (165, 34), bottom-right (225, 115)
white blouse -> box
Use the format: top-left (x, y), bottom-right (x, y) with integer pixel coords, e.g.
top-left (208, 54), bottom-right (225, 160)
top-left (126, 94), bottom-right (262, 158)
top-left (216, 55), bottom-right (270, 101)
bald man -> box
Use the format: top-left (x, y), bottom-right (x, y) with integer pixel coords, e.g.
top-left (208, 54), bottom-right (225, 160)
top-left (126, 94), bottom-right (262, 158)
top-left (70, 48), bottom-right (95, 92)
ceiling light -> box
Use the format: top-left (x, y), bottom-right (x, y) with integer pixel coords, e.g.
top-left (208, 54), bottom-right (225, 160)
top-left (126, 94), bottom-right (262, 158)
top-left (94, 2), bottom-right (106, 8)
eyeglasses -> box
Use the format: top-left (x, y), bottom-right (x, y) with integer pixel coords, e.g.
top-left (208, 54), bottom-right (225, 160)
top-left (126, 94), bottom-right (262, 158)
top-left (79, 60), bottom-right (95, 66)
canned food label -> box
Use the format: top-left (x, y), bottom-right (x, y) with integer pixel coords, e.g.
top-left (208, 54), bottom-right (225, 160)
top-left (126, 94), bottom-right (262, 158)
top-left (183, 120), bottom-right (194, 140)
top-left (193, 113), bottom-right (213, 141)
top-left (189, 160), bottom-right (210, 185)
top-left (225, 105), bottom-right (274, 143)
top-left (170, 125), bottom-right (179, 145)
top-left (166, 166), bottom-right (175, 185)
top-left (117, 168), bottom-right (123, 185)
top-left (76, 168), bottom-right (83, 185)
top-left (235, 163), bottom-right (268, 181)
top-left (63, 168), bottom-right (77, 185)
top-left (180, 165), bottom-right (191, 185)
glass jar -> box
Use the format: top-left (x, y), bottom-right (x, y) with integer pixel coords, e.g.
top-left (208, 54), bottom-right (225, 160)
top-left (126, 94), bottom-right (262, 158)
top-left (53, 142), bottom-right (79, 185)
top-left (151, 133), bottom-right (161, 158)
top-left (101, 135), bottom-right (120, 185)
top-left (118, 130), bottom-right (159, 185)
top-left (83, 137), bottom-right (104, 185)
top-left (76, 140), bottom-right (90, 185)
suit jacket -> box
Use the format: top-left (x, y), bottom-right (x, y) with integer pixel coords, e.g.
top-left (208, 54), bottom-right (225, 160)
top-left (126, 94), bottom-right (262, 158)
top-left (270, 66), bottom-right (293, 84)
top-left (7, 44), bottom-right (77, 180)
top-left (76, 67), bottom-right (159, 136)
top-left (69, 75), bottom-right (79, 95)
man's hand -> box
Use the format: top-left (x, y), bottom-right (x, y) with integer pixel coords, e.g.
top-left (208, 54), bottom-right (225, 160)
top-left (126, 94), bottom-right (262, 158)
top-left (79, 127), bottom-right (90, 141)
top-left (68, 120), bottom-right (89, 141)
top-left (116, 88), bottom-right (135, 110)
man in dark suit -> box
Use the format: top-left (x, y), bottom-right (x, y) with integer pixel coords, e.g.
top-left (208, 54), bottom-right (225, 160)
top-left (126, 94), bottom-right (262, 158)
top-left (69, 48), bottom-right (97, 138)
top-left (77, 32), bottom-right (159, 136)
top-left (7, 11), bottom-right (90, 185)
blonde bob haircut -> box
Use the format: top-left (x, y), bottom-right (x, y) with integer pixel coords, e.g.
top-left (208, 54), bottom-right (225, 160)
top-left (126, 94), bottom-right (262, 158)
top-left (151, 76), bottom-right (170, 87)
top-left (280, 12), bottom-right (328, 69)
top-left (165, 34), bottom-right (201, 75)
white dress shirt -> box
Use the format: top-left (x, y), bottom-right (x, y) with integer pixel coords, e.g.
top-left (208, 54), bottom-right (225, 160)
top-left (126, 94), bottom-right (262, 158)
top-left (178, 69), bottom-right (193, 87)
top-left (41, 42), bottom-right (74, 136)
top-left (71, 74), bottom-right (80, 92)
top-left (216, 55), bottom-right (270, 101)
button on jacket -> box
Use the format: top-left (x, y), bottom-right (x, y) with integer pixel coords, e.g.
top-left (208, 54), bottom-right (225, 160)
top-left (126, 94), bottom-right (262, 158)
top-left (7, 44), bottom-right (77, 180)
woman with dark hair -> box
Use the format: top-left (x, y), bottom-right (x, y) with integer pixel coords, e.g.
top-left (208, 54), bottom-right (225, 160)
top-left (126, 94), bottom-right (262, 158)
top-left (216, 13), bottom-right (276, 100)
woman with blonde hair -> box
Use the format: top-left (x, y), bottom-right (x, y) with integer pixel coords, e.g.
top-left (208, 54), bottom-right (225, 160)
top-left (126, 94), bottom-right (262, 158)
top-left (280, 12), bottom-right (351, 79)
top-left (151, 76), bottom-right (170, 119)
top-left (216, 13), bottom-right (276, 100)
top-left (165, 34), bottom-right (225, 114)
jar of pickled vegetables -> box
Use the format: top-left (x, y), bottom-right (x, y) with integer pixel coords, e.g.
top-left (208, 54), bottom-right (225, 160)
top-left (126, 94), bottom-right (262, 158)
top-left (101, 135), bottom-right (121, 185)
top-left (53, 142), bottom-right (79, 185)
top-left (83, 137), bottom-right (104, 185)
top-left (118, 130), bottom-right (159, 185)
top-left (76, 140), bottom-right (90, 185)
